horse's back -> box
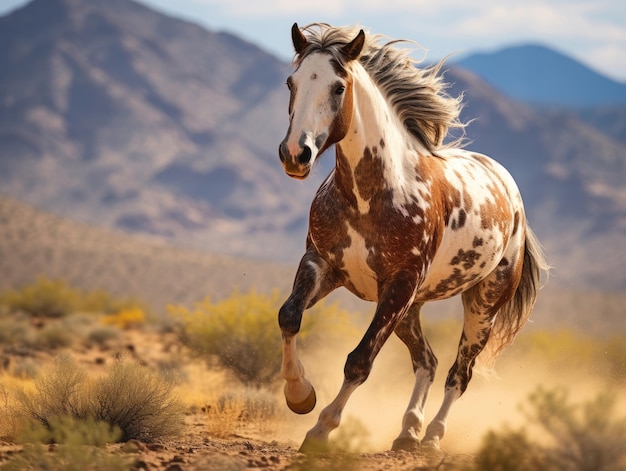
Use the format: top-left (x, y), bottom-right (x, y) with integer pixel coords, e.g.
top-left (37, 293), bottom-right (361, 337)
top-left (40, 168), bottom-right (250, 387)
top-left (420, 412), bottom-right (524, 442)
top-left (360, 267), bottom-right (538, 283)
top-left (416, 149), bottom-right (526, 301)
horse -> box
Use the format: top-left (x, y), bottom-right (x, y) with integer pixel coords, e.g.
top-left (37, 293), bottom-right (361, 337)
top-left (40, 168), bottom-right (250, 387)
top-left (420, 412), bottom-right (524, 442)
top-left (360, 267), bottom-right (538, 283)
top-left (277, 23), bottom-right (548, 452)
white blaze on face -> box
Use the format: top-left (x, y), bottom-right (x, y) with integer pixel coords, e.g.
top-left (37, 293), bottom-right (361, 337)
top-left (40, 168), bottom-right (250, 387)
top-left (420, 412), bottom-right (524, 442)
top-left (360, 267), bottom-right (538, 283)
top-left (286, 54), bottom-right (345, 162)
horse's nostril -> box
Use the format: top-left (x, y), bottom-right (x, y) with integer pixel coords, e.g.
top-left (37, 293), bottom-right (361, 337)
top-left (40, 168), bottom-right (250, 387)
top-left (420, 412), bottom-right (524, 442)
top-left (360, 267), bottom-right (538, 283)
top-left (279, 142), bottom-right (288, 163)
top-left (298, 146), bottom-right (312, 165)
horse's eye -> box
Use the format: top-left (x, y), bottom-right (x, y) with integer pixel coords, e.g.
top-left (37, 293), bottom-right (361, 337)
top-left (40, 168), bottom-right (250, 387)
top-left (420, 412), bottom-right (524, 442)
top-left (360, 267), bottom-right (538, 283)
top-left (286, 78), bottom-right (293, 91)
top-left (335, 85), bottom-right (345, 95)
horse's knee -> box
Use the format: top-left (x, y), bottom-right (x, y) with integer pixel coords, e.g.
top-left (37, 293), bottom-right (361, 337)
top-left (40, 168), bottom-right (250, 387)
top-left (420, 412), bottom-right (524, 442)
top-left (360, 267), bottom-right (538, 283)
top-left (445, 360), bottom-right (473, 394)
top-left (279, 300), bottom-right (301, 336)
top-left (344, 350), bottom-right (372, 384)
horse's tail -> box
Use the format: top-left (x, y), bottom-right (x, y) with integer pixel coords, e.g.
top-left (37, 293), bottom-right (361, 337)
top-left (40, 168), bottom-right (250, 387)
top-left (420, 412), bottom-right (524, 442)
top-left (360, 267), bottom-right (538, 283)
top-left (480, 225), bottom-right (550, 370)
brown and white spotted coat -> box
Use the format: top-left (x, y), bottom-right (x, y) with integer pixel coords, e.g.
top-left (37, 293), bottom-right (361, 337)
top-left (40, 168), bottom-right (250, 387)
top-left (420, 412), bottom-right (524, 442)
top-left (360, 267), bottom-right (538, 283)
top-left (277, 23), bottom-right (546, 453)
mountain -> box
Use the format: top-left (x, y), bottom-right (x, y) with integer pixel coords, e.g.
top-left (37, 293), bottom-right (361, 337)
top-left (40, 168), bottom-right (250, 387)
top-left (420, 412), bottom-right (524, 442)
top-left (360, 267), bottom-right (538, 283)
top-left (455, 44), bottom-right (626, 106)
top-left (0, 0), bottom-right (315, 261)
top-left (0, 0), bottom-right (625, 290)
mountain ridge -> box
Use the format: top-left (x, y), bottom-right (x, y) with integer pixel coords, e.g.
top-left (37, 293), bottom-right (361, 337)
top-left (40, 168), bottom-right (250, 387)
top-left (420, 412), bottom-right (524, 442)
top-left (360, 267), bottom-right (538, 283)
top-left (454, 43), bottom-right (626, 106)
top-left (1, 0), bottom-right (625, 290)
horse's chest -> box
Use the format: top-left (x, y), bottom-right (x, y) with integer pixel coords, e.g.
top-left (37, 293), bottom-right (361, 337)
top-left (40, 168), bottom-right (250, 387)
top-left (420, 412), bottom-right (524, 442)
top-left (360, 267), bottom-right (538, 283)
top-left (310, 213), bottom-right (379, 301)
top-left (339, 225), bottom-right (379, 301)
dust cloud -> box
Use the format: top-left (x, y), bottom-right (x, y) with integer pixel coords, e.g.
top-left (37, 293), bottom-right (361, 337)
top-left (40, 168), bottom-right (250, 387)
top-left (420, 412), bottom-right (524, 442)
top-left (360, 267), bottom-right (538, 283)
top-left (277, 305), bottom-right (626, 454)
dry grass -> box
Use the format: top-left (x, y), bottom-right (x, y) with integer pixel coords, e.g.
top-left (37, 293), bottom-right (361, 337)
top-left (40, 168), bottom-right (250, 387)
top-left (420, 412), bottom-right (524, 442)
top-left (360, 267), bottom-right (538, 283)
top-left (205, 395), bottom-right (246, 438)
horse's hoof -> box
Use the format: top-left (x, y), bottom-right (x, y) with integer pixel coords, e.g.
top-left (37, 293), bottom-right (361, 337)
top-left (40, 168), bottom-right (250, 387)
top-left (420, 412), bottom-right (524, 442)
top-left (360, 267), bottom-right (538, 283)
top-left (298, 436), bottom-right (329, 454)
top-left (421, 437), bottom-right (441, 451)
top-left (285, 385), bottom-right (316, 414)
top-left (391, 436), bottom-right (420, 452)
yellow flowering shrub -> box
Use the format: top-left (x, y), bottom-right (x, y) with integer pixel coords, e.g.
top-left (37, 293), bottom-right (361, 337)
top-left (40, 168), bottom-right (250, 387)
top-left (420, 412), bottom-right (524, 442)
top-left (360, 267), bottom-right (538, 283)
top-left (169, 290), bottom-right (359, 386)
top-left (101, 307), bottom-right (146, 330)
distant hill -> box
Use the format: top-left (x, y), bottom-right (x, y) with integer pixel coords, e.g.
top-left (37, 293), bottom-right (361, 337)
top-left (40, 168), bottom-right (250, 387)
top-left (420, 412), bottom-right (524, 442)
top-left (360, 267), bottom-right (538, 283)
top-left (455, 44), bottom-right (626, 106)
top-left (0, 196), bottom-right (294, 312)
top-left (2, 195), bottom-right (624, 336)
top-left (0, 0), bottom-right (625, 290)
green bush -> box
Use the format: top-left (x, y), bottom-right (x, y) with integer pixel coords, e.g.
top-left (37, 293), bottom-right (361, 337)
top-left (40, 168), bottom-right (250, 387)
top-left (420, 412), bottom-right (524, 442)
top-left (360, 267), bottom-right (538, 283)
top-left (86, 325), bottom-right (122, 349)
top-left (1, 278), bottom-right (80, 318)
top-left (466, 386), bottom-right (626, 471)
top-left (34, 323), bottom-right (75, 350)
top-left (169, 290), bottom-right (358, 386)
top-left (169, 290), bottom-right (283, 385)
top-left (0, 314), bottom-right (33, 346)
top-left (0, 277), bottom-right (148, 319)
top-left (472, 428), bottom-right (542, 471)
top-left (2, 416), bottom-right (131, 471)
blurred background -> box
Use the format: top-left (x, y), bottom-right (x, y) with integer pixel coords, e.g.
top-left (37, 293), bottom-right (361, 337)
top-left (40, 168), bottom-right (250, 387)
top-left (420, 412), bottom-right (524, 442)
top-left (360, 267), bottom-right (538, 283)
top-left (0, 0), bottom-right (625, 463)
top-left (0, 0), bottom-right (625, 312)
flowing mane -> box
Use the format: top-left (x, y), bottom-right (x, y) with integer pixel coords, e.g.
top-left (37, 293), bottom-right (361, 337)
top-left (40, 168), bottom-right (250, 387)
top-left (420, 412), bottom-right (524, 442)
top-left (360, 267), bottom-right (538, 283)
top-left (295, 23), bottom-right (467, 153)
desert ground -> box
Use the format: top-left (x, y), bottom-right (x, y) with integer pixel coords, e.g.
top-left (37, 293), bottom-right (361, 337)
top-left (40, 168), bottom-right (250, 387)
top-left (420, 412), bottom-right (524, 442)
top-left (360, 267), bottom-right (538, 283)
top-left (0, 312), bottom-right (470, 471)
top-left (0, 198), bottom-right (624, 470)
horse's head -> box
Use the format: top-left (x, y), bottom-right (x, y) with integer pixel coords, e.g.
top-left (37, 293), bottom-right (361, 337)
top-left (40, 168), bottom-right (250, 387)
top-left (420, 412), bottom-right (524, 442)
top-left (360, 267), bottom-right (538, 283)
top-left (279, 23), bottom-right (365, 179)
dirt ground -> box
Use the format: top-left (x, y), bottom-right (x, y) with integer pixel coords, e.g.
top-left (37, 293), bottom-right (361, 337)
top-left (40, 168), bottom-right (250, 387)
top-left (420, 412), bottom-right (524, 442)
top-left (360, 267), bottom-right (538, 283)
top-left (114, 418), bottom-right (459, 471)
top-left (0, 420), bottom-right (462, 471)
top-left (0, 321), bottom-right (468, 471)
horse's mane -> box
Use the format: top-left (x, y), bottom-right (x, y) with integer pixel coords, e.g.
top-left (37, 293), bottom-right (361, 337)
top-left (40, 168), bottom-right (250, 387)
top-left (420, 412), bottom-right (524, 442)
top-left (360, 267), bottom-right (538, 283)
top-left (296, 23), bottom-right (467, 153)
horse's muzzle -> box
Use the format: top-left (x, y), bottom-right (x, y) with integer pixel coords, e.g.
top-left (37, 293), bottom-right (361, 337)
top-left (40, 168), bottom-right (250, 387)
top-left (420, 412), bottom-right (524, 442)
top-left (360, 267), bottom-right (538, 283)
top-left (279, 141), bottom-right (313, 179)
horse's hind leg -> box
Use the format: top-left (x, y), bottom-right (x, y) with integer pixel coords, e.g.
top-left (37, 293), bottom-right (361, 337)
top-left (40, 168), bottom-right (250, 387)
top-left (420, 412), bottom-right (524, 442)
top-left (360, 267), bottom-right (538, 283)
top-left (279, 251), bottom-right (338, 415)
top-left (391, 303), bottom-right (438, 452)
top-left (423, 262), bottom-right (521, 448)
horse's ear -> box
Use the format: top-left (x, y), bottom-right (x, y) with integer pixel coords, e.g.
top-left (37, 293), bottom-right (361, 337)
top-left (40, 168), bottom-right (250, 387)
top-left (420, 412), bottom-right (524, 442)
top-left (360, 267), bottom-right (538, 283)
top-left (291, 23), bottom-right (307, 55)
top-left (341, 29), bottom-right (365, 62)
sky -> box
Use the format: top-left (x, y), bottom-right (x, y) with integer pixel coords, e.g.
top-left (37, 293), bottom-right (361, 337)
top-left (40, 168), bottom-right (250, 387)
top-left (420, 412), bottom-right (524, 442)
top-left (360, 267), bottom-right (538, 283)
top-left (1, 0), bottom-right (625, 82)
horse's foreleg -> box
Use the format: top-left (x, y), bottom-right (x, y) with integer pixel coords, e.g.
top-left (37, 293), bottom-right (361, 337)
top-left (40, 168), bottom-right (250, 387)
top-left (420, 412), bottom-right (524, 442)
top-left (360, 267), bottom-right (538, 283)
top-left (279, 252), bottom-right (337, 415)
top-left (391, 303), bottom-right (438, 452)
top-left (300, 272), bottom-right (418, 452)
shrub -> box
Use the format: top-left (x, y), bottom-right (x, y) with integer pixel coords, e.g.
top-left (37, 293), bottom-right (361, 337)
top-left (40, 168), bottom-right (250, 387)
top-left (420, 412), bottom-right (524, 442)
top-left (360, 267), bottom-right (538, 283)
top-left (0, 383), bottom-right (22, 441)
top-left (2, 416), bottom-right (131, 471)
top-left (472, 428), bottom-right (542, 471)
top-left (169, 290), bottom-right (358, 386)
top-left (18, 354), bottom-right (88, 428)
top-left (89, 359), bottom-right (184, 442)
top-left (86, 325), bottom-right (122, 349)
top-left (205, 394), bottom-right (246, 438)
top-left (0, 278), bottom-right (149, 319)
top-left (205, 388), bottom-right (282, 438)
top-left (466, 386), bottom-right (626, 471)
top-left (33, 323), bottom-right (75, 350)
top-left (0, 315), bottom-right (33, 347)
top-left (101, 307), bottom-right (146, 329)
top-left (524, 387), bottom-right (626, 471)
top-left (0, 278), bottom-right (79, 318)
top-left (169, 290), bottom-right (284, 385)
top-left (17, 354), bottom-right (184, 443)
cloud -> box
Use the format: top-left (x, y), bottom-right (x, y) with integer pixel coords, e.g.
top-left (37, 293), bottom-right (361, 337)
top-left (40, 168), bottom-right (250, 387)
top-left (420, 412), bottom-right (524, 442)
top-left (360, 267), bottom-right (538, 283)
top-left (182, 0), bottom-right (626, 79)
top-left (453, 3), bottom-right (625, 42)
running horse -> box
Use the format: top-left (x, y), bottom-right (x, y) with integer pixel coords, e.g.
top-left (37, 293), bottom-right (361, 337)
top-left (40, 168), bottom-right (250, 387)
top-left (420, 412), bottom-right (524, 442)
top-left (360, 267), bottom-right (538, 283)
top-left (277, 23), bottom-right (548, 452)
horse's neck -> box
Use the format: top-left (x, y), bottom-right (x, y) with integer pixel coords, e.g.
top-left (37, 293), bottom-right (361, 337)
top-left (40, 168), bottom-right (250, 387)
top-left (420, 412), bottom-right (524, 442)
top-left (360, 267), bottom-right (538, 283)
top-left (335, 67), bottom-right (418, 202)
top-left (341, 67), bottom-right (397, 157)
